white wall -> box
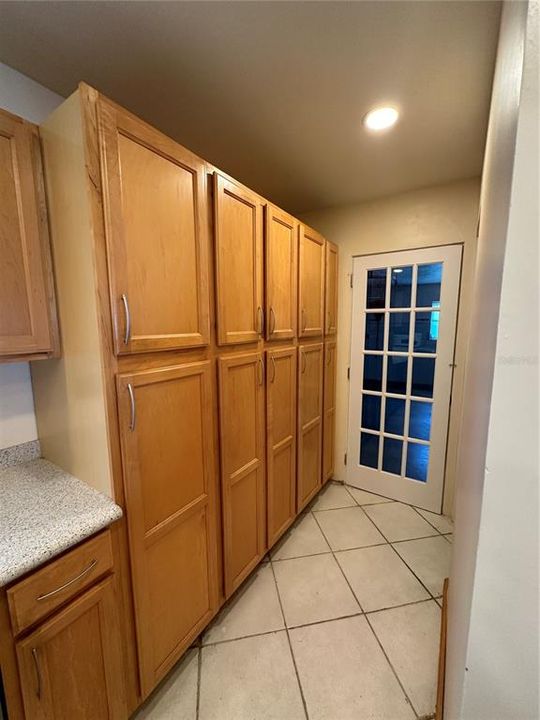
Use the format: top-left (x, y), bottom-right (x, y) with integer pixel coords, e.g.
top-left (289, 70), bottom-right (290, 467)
top-left (301, 177), bottom-right (480, 516)
top-left (446, 2), bottom-right (539, 718)
top-left (0, 63), bottom-right (63, 449)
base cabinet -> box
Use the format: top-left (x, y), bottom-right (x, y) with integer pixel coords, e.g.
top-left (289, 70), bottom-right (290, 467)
top-left (297, 343), bottom-right (324, 511)
top-left (266, 347), bottom-right (297, 546)
top-left (323, 341), bottom-right (337, 483)
top-left (218, 352), bottom-right (266, 597)
top-left (16, 578), bottom-right (126, 720)
top-left (116, 362), bottom-right (219, 694)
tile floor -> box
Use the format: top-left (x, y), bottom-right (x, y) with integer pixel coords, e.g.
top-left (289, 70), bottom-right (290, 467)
top-left (134, 482), bottom-right (453, 720)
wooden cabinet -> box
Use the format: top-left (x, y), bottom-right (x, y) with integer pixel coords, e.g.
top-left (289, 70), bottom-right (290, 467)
top-left (0, 109), bottom-right (58, 360)
top-left (265, 206), bottom-right (298, 340)
top-left (16, 577), bottom-right (126, 719)
top-left (266, 347), bottom-right (297, 546)
top-left (325, 241), bottom-right (338, 336)
top-left (214, 174), bottom-right (263, 345)
top-left (116, 362), bottom-right (219, 693)
top-left (297, 343), bottom-right (324, 510)
top-left (323, 341), bottom-right (337, 483)
top-left (99, 98), bottom-right (210, 354)
top-left (218, 352), bottom-right (266, 596)
top-left (298, 225), bottom-right (325, 337)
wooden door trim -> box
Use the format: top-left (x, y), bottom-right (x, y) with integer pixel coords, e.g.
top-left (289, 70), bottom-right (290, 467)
top-left (265, 204), bottom-right (298, 341)
top-left (97, 97), bottom-right (210, 355)
top-left (213, 173), bottom-right (263, 346)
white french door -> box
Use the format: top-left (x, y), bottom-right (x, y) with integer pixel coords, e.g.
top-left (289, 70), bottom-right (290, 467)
top-left (346, 245), bottom-right (462, 512)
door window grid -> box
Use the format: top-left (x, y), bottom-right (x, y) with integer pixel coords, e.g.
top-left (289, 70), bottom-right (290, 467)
top-left (360, 262), bottom-right (442, 481)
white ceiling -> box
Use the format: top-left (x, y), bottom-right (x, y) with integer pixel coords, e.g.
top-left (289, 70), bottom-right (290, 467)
top-left (0, 1), bottom-right (501, 213)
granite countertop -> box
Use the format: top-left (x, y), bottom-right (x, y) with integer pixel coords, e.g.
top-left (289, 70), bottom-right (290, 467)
top-left (0, 457), bottom-right (122, 587)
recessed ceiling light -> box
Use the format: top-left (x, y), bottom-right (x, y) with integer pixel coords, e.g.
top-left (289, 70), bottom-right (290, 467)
top-left (364, 106), bottom-right (399, 132)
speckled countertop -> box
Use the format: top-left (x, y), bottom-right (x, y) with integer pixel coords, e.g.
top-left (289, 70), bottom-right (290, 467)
top-left (0, 458), bottom-right (122, 587)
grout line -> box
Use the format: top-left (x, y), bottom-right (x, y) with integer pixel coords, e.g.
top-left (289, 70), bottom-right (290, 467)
top-left (195, 646), bottom-right (202, 720)
top-left (391, 533), bottom-right (448, 545)
top-left (409, 504), bottom-right (454, 537)
top-left (364, 596), bottom-right (437, 616)
top-left (342, 482), bottom-right (394, 506)
top-left (269, 561), bottom-right (310, 720)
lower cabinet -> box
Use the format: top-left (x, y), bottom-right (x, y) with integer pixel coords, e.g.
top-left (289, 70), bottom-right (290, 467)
top-left (323, 341), bottom-right (337, 483)
top-left (16, 578), bottom-right (126, 719)
top-left (266, 346), bottom-right (297, 546)
top-left (116, 362), bottom-right (219, 695)
top-left (218, 352), bottom-right (266, 597)
top-left (297, 343), bottom-right (324, 511)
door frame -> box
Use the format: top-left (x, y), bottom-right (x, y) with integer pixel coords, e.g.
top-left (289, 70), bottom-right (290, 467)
top-left (345, 243), bottom-right (463, 512)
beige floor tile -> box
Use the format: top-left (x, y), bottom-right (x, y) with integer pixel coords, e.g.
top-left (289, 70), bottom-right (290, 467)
top-left (271, 512), bottom-right (330, 560)
top-left (346, 486), bottom-right (393, 506)
top-left (273, 553), bottom-right (360, 627)
top-left (202, 563), bottom-right (283, 645)
top-left (416, 507), bottom-right (454, 534)
top-left (393, 536), bottom-right (452, 596)
top-left (336, 545), bottom-right (429, 612)
top-left (134, 647), bottom-right (198, 719)
top-left (199, 632), bottom-right (305, 720)
top-left (363, 502), bottom-right (438, 542)
top-left (368, 601), bottom-right (441, 718)
top-left (310, 482), bottom-right (356, 511)
top-left (314, 506), bottom-right (386, 550)
top-left (290, 615), bottom-right (415, 720)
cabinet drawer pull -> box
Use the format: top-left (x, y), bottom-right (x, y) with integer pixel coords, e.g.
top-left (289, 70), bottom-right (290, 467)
top-left (301, 308), bottom-right (307, 333)
top-left (257, 306), bottom-right (264, 335)
top-left (121, 294), bottom-right (131, 345)
top-left (127, 383), bottom-right (136, 431)
top-left (257, 358), bottom-right (264, 386)
top-left (36, 559), bottom-right (98, 601)
top-left (270, 355), bottom-right (276, 383)
top-left (269, 307), bottom-right (276, 336)
top-left (31, 648), bottom-right (41, 699)
top-left (301, 352), bottom-right (306, 374)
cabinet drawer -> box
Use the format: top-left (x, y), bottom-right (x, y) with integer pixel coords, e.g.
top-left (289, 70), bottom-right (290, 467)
top-left (7, 530), bottom-right (113, 635)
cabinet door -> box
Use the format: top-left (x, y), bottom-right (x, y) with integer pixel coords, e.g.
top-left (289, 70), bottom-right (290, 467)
top-left (298, 225), bottom-right (325, 337)
top-left (266, 347), bottom-right (297, 547)
top-left (218, 352), bottom-right (266, 595)
top-left (325, 241), bottom-right (338, 336)
top-left (265, 206), bottom-right (297, 340)
top-left (214, 174), bottom-right (263, 345)
top-left (323, 341), bottom-right (337, 483)
top-left (117, 362), bottom-right (218, 694)
top-left (99, 98), bottom-right (210, 354)
top-left (297, 343), bottom-right (324, 510)
top-left (0, 110), bottom-right (56, 358)
top-left (16, 578), bottom-right (126, 720)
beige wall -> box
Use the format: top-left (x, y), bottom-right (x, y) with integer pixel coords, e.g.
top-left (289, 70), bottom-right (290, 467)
top-left (301, 177), bottom-right (480, 516)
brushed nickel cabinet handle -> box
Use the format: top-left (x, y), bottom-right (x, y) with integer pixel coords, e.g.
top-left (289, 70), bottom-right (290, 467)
top-left (270, 307), bottom-right (276, 336)
top-left (127, 383), bottom-right (136, 431)
top-left (301, 308), bottom-right (307, 333)
top-left (36, 559), bottom-right (98, 601)
top-left (270, 355), bottom-right (276, 383)
top-left (301, 351), bottom-right (306, 374)
top-left (31, 648), bottom-right (41, 700)
top-left (121, 294), bottom-right (131, 345)
top-left (257, 358), bottom-right (264, 386)
top-left (256, 306), bottom-right (264, 335)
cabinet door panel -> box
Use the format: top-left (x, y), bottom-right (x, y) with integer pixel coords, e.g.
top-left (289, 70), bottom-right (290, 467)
top-left (299, 225), bottom-right (325, 337)
top-left (219, 353), bottom-right (266, 595)
top-left (214, 175), bottom-right (263, 345)
top-left (325, 241), bottom-right (338, 336)
top-left (323, 341), bottom-right (337, 483)
top-left (0, 111), bottom-right (55, 357)
top-left (99, 99), bottom-right (210, 354)
top-left (265, 206), bottom-right (297, 340)
top-left (266, 347), bottom-right (297, 547)
top-left (117, 362), bottom-right (218, 694)
top-left (16, 578), bottom-right (126, 720)
top-left (297, 343), bottom-right (323, 510)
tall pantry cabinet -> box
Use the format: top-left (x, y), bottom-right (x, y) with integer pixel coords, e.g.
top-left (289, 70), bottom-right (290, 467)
top-left (31, 82), bottom-right (338, 710)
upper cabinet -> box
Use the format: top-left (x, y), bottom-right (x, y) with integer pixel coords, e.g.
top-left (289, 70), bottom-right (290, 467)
top-left (98, 98), bottom-right (210, 354)
top-left (325, 240), bottom-right (338, 336)
top-left (298, 224), bottom-right (325, 337)
top-left (214, 174), bottom-right (263, 345)
top-left (0, 109), bottom-right (58, 360)
top-left (265, 205), bottom-right (298, 340)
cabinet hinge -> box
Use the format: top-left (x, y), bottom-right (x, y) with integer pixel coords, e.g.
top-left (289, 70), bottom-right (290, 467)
top-left (344, 452), bottom-right (348, 466)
